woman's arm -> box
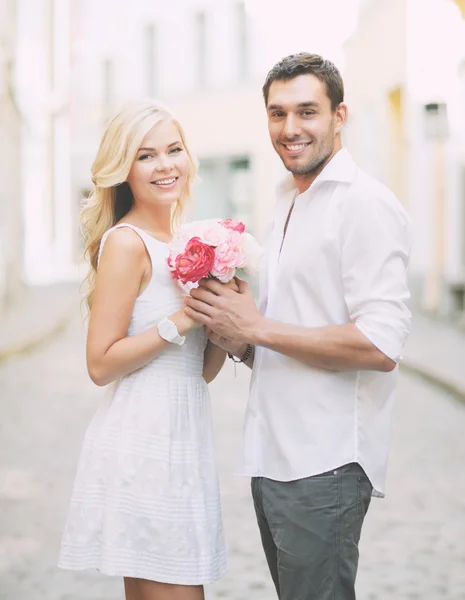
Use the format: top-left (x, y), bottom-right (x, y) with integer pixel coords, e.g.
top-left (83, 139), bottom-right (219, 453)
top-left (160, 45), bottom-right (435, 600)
top-left (203, 336), bottom-right (255, 371)
top-left (86, 228), bottom-right (198, 386)
top-left (200, 278), bottom-right (242, 383)
top-left (202, 340), bottom-right (227, 383)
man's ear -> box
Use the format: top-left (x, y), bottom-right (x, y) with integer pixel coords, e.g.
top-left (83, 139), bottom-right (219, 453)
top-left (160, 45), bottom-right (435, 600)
top-left (334, 103), bottom-right (348, 134)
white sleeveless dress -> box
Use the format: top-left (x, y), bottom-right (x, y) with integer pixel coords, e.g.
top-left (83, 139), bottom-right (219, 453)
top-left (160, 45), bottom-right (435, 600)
top-left (58, 223), bottom-right (226, 584)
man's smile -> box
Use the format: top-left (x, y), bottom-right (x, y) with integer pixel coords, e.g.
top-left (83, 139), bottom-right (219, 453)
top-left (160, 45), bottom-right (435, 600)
top-left (280, 141), bottom-right (312, 156)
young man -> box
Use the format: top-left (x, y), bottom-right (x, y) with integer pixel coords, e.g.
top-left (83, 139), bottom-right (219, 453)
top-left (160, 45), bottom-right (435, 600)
top-left (185, 53), bottom-right (412, 600)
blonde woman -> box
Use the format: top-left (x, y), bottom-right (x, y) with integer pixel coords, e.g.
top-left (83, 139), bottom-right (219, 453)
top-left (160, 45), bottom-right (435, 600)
top-left (58, 101), bottom-right (227, 600)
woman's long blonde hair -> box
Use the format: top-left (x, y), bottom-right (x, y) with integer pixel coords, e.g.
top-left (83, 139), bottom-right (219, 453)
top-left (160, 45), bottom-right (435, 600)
top-left (81, 100), bottom-right (198, 311)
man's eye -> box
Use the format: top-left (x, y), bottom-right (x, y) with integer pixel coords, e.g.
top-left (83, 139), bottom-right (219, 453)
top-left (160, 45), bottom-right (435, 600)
top-left (271, 112), bottom-right (284, 118)
top-left (303, 111), bottom-right (315, 116)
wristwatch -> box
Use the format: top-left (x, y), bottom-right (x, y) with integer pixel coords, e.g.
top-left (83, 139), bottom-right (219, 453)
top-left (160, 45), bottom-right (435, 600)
top-left (157, 317), bottom-right (186, 346)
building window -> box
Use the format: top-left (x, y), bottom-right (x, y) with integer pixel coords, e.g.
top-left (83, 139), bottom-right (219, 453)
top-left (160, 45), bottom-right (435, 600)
top-left (145, 24), bottom-right (157, 97)
top-left (195, 11), bottom-right (207, 89)
top-left (102, 58), bottom-right (114, 118)
top-left (236, 1), bottom-right (248, 82)
top-left (195, 156), bottom-right (253, 230)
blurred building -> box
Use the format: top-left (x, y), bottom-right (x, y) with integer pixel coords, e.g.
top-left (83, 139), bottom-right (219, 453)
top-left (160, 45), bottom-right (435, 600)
top-left (0, 0), bottom-right (22, 312)
top-left (70, 0), bottom-right (283, 246)
top-left (70, 0), bottom-right (360, 251)
top-left (344, 0), bottom-right (465, 318)
top-left (17, 0), bottom-right (74, 284)
top-left (0, 0), bottom-right (76, 293)
top-left (0, 0), bottom-right (360, 300)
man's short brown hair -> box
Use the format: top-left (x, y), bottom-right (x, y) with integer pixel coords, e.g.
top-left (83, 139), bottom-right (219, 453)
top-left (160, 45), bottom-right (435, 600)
top-left (262, 53), bottom-right (344, 111)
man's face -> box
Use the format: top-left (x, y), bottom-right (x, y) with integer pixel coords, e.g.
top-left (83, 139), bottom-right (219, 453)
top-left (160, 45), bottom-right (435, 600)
top-left (267, 74), bottom-right (344, 182)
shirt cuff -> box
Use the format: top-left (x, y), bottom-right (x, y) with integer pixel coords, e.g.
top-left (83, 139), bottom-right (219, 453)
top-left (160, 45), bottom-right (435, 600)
top-left (354, 320), bottom-right (407, 363)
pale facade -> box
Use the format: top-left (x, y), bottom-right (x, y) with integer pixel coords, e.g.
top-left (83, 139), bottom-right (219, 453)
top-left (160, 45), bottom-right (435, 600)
top-left (0, 0), bottom-right (22, 311)
top-left (69, 0), bottom-right (360, 250)
top-left (344, 0), bottom-right (465, 317)
top-left (70, 0), bottom-right (281, 246)
top-left (0, 0), bottom-right (75, 287)
top-left (0, 0), bottom-right (374, 294)
top-left (15, 0), bottom-right (74, 284)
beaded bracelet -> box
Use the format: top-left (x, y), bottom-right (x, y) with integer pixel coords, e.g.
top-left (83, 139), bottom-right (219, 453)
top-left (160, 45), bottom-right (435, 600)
top-left (228, 343), bottom-right (253, 376)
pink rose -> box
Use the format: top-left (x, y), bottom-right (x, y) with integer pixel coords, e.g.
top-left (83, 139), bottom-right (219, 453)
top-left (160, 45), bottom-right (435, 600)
top-left (221, 218), bottom-right (246, 234)
top-left (210, 237), bottom-right (244, 282)
top-left (199, 225), bottom-right (229, 247)
top-left (210, 264), bottom-right (236, 283)
top-left (168, 237), bottom-right (215, 284)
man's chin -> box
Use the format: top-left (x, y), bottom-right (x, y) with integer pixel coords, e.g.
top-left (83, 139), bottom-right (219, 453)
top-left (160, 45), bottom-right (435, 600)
top-left (283, 153), bottom-right (333, 177)
top-left (282, 158), bottom-right (314, 176)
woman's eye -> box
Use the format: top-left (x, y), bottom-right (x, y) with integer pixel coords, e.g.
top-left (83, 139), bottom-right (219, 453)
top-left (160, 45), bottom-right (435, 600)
top-left (138, 154), bottom-right (152, 161)
top-left (169, 147), bottom-right (182, 154)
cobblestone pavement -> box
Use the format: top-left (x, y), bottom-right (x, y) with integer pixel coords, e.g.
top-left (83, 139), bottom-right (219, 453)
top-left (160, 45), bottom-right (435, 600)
top-left (1, 314), bottom-right (465, 600)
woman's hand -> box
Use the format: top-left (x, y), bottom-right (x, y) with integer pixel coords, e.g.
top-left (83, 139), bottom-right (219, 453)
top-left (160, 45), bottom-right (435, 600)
top-left (170, 308), bottom-right (204, 335)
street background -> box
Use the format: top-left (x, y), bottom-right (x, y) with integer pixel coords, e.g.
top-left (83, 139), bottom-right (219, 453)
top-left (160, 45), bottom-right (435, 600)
top-left (1, 0), bottom-right (465, 598)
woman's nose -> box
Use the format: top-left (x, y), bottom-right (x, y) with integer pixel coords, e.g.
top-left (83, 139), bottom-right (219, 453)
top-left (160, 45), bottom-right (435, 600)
top-left (155, 154), bottom-right (173, 171)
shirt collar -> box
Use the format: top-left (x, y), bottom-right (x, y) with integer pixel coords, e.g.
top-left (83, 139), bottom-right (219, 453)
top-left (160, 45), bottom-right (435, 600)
top-left (276, 148), bottom-right (357, 198)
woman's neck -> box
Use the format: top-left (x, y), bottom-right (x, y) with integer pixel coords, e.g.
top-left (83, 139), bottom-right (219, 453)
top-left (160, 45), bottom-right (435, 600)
top-left (122, 203), bottom-right (172, 237)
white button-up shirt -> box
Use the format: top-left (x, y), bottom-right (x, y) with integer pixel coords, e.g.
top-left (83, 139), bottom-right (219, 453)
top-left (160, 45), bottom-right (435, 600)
top-left (240, 149), bottom-right (412, 497)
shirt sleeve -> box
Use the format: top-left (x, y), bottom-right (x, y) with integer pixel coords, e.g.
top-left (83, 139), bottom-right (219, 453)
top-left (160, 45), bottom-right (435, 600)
top-left (339, 188), bottom-right (412, 363)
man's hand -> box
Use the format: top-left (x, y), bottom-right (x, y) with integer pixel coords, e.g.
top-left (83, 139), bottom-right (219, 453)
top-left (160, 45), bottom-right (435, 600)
top-left (185, 277), bottom-right (262, 343)
top-left (205, 329), bottom-right (247, 357)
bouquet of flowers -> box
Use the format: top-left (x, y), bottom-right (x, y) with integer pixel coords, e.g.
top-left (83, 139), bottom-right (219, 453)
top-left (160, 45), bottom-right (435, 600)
top-left (167, 218), bottom-right (262, 285)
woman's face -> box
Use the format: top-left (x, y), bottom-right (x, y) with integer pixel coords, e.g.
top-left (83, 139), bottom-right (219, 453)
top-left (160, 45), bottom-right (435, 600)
top-left (126, 120), bottom-right (190, 208)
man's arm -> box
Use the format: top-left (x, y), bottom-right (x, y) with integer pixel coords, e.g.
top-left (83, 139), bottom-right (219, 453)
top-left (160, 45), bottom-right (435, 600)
top-left (186, 282), bottom-right (394, 371)
top-left (251, 320), bottom-right (394, 371)
top-left (185, 280), bottom-right (394, 372)
top-left (185, 190), bottom-right (411, 372)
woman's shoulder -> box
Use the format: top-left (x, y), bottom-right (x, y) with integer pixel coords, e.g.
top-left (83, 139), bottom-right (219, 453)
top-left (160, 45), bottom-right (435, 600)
top-left (98, 224), bottom-right (147, 266)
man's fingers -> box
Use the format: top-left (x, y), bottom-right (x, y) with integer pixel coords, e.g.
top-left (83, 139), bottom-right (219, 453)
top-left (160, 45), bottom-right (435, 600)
top-left (208, 332), bottom-right (224, 345)
top-left (184, 306), bottom-right (211, 325)
top-left (206, 327), bottom-right (219, 340)
top-left (198, 278), bottom-right (233, 295)
top-left (189, 287), bottom-right (218, 305)
top-left (235, 277), bottom-right (249, 294)
top-left (185, 295), bottom-right (215, 316)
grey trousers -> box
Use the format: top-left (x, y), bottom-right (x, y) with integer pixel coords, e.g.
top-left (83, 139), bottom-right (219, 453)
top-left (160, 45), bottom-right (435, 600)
top-left (251, 463), bottom-right (372, 600)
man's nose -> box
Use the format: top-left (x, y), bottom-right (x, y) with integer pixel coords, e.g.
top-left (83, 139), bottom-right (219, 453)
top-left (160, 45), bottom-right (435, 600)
top-left (283, 114), bottom-right (301, 139)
